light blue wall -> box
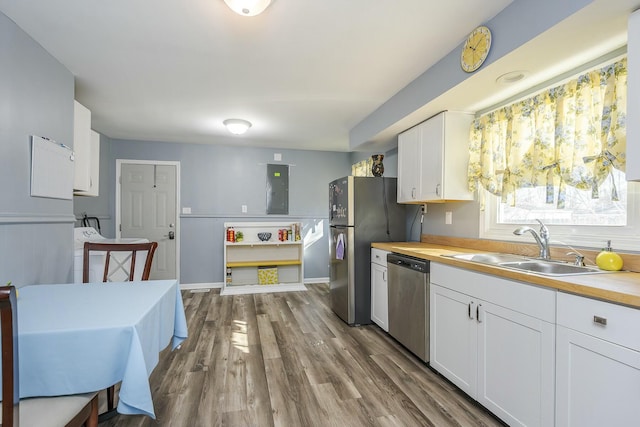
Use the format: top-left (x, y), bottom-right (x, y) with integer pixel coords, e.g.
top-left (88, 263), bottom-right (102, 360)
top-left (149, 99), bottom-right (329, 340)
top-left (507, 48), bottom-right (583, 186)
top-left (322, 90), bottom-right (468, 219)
top-left (75, 139), bottom-right (362, 284)
top-left (350, 0), bottom-right (594, 148)
top-left (0, 13), bottom-right (75, 287)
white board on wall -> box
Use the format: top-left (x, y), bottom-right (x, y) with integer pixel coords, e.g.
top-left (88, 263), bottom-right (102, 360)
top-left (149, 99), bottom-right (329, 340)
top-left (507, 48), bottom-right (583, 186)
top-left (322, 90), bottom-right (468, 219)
top-left (30, 135), bottom-right (75, 200)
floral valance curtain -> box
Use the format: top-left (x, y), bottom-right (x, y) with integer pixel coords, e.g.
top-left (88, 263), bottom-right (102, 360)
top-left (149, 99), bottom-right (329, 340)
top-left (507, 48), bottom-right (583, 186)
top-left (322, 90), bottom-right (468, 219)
top-left (467, 57), bottom-right (627, 208)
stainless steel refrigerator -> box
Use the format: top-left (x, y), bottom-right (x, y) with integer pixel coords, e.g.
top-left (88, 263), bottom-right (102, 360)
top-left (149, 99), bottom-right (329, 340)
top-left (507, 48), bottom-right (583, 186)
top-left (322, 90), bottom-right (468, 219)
top-left (329, 176), bottom-right (405, 325)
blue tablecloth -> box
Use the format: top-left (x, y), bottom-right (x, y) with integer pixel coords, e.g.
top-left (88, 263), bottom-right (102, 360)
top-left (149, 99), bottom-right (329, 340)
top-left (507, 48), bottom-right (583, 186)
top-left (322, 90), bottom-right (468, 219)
top-left (16, 280), bottom-right (188, 418)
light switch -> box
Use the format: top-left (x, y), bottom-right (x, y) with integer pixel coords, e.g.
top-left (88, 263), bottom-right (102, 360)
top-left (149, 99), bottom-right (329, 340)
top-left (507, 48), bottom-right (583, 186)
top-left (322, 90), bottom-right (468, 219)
top-left (242, 205), bottom-right (247, 213)
top-left (445, 211), bottom-right (453, 225)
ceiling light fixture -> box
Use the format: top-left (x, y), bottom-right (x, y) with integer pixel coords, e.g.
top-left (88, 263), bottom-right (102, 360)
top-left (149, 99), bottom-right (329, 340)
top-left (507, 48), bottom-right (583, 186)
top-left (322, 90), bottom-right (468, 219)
top-left (223, 0), bottom-right (272, 17)
top-left (496, 70), bottom-right (529, 85)
top-left (223, 118), bottom-right (252, 135)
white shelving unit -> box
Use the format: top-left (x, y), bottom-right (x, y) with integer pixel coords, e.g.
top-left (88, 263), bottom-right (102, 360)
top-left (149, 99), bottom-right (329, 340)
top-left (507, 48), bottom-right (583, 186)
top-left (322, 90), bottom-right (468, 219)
top-left (222, 222), bottom-right (306, 295)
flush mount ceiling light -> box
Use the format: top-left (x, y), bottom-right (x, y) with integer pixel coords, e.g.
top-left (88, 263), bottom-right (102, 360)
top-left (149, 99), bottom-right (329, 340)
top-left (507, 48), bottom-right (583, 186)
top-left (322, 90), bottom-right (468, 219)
top-left (223, 118), bottom-right (252, 135)
top-left (223, 0), bottom-right (272, 16)
top-left (496, 70), bottom-right (529, 85)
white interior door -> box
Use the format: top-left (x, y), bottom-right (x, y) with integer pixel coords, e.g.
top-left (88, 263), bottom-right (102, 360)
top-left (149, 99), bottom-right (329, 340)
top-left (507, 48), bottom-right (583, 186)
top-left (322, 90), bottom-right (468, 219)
top-left (118, 161), bottom-right (179, 280)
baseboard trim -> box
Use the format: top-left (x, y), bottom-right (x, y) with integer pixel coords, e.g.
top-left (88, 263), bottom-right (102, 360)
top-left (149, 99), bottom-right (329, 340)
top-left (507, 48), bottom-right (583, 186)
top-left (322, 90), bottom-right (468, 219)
top-left (305, 277), bottom-right (329, 284)
top-left (180, 282), bottom-right (222, 291)
top-left (180, 278), bottom-right (328, 291)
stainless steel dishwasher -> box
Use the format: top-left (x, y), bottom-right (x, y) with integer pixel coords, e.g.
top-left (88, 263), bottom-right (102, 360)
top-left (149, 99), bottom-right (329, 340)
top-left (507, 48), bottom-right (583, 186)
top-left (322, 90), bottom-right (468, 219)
top-left (387, 253), bottom-right (430, 362)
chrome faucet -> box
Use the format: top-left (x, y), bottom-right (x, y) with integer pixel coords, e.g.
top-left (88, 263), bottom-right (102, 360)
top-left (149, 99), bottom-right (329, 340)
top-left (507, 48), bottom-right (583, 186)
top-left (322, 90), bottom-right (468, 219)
top-left (513, 219), bottom-right (550, 260)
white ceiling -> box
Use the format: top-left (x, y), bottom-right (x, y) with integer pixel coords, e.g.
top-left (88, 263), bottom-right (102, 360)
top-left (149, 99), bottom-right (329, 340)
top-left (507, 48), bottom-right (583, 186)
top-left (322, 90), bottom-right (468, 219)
top-left (0, 0), bottom-right (637, 152)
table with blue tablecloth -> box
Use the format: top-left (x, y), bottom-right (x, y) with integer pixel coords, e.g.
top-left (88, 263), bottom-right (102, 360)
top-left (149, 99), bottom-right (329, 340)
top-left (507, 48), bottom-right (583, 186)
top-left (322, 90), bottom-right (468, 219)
top-left (15, 280), bottom-right (188, 419)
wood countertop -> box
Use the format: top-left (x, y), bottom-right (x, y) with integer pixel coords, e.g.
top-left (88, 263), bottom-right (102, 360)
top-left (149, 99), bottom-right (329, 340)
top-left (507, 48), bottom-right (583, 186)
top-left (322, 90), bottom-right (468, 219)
top-left (372, 241), bottom-right (640, 309)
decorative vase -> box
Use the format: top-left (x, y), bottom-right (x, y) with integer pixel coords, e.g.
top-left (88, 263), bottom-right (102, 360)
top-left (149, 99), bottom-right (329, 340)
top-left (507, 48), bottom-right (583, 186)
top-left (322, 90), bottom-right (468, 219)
top-left (371, 154), bottom-right (384, 177)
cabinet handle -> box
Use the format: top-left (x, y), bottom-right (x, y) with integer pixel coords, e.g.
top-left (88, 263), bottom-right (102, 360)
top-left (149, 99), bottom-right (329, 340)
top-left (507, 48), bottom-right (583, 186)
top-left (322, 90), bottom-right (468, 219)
top-left (468, 301), bottom-right (475, 319)
top-left (593, 315), bottom-right (607, 326)
top-left (476, 303), bottom-right (482, 323)
top-left (436, 184), bottom-right (441, 196)
top-left (382, 271), bottom-right (386, 282)
top-left (412, 187), bottom-right (416, 199)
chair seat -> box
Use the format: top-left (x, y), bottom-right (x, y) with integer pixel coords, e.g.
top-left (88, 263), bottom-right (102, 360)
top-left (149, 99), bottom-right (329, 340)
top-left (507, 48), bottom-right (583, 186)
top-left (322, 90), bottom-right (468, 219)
top-left (0, 392), bottom-right (98, 426)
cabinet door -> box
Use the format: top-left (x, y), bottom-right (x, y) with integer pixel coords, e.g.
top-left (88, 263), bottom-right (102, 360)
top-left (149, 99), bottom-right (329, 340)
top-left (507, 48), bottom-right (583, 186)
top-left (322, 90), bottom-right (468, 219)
top-left (628, 9), bottom-right (640, 181)
top-left (397, 125), bottom-right (421, 203)
top-left (74, 130), bottom-right (100, 197)
top-left (73, 100), bottom-right (91, 191)
top-left (430, 284), bottom-right (477, 397)
top-left (477, 301), bottom-right (555, 427)
top-left (556, 325), bottom-right (640, 427)
top-left (418, 112), bottom-right (444, 201)
top-left (370, 262), bottom-right (388, 331)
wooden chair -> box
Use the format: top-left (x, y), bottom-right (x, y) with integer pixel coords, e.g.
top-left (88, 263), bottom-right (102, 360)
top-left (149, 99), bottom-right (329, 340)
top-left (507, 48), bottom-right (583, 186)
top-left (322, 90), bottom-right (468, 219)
top-left (82, 241), bottom-right (158, 283)
top-left (0, 286), bottom-right (99, 427)
top-left (82, 241), bottom-right (158, 412)
top-left (81, 214), bottom-right (101, 234)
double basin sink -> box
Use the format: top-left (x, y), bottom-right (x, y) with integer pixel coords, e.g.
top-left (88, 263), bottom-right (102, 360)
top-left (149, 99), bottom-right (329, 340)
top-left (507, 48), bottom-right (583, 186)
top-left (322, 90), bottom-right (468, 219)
top-left (445, 252), bottom-right (608, 276)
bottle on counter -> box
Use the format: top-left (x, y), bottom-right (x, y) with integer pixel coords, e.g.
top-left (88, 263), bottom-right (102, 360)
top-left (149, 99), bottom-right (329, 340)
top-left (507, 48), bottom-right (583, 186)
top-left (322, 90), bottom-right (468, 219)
top-left (596, 240), bottom-right (624, 271)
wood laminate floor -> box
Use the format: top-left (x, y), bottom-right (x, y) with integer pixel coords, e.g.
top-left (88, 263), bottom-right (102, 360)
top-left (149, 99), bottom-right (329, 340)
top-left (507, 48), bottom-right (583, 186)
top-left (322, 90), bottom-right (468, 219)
top-left (101, 284), bottom-right (504, 427)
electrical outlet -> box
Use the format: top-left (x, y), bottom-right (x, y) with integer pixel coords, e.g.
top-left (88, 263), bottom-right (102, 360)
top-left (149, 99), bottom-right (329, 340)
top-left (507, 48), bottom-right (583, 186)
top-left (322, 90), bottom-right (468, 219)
top-left (421, 204), bottom-right (427, 214)
top-left (241, 205), bottom-right (247, 213)
top-left (182, 207), bottom-right (192, 214)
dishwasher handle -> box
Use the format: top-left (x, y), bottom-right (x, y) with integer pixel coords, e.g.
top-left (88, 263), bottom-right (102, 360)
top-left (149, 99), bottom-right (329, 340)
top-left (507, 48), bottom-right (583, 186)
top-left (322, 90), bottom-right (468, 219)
top-left (387, 253), bottom-right (429, 273)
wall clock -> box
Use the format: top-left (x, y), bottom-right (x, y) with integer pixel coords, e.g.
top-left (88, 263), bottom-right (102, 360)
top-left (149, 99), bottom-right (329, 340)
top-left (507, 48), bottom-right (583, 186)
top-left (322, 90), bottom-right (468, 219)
top-left (461, 25), bottom-right (492, 73)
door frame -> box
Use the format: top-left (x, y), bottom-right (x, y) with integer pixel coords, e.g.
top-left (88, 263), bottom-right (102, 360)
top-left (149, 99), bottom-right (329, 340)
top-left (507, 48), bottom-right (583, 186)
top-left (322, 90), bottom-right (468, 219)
top-left (115, 159), bottom-right (181, 281)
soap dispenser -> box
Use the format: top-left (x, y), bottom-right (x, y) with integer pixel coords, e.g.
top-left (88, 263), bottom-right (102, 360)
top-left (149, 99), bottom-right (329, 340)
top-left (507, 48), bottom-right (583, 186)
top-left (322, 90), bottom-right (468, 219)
top-left (595, 240), bottom-right (624, 271)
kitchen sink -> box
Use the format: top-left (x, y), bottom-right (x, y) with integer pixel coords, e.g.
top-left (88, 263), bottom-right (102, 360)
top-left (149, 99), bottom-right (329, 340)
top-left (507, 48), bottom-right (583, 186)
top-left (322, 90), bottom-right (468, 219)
top-left (498, 260), bottom-right (604, 276)
top-left (444, 252), bottom-right (610, 276)
top-left (447, 252), bottom-right (529, 264)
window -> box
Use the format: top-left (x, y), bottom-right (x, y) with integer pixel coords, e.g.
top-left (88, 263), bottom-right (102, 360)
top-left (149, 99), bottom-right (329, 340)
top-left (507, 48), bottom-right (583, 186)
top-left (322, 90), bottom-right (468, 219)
top-left (480, 180), bottom-right (639, 252)
top-left (498, 168), bottom-right (627, 226)
top-left (471, 56), bottom-right (640, 251)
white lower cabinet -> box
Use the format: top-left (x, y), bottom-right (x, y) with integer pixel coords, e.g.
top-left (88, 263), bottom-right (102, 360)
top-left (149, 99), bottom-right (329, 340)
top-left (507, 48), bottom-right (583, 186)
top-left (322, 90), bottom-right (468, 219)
top-left (370, 248), bottom-right (390, 331)
top-left (478, 299), bottom-right (555, 427)
top-left (430, 284), bottom-right (477, 395)
top-left (556, 292), bottom-right (640, 426)
top-left (430, 263), bottom-right (555, 426)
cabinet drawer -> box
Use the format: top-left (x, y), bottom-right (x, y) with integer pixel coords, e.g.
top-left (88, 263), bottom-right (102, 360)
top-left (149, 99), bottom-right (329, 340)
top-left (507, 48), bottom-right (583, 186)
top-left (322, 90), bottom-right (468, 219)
top-left (557, 292), bottom-right (640, 351)
top-left (371, 248), bottom-right (390, 267)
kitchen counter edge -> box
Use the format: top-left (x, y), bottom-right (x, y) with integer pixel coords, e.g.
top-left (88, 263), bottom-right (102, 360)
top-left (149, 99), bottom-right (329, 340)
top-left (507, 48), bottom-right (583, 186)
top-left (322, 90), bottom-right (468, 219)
top-left (372, 242), bottom-right (640, 309)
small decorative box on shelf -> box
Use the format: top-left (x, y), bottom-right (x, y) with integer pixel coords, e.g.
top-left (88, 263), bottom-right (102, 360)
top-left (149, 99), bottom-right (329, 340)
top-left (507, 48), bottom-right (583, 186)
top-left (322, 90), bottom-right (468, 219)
top-left (222, 222), bottom-right (305, 295)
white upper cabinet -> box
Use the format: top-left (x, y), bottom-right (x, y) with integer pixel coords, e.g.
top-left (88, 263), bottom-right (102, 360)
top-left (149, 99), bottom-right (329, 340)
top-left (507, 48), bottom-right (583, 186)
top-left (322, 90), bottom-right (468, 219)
top-left (397, 124), bottom-right (421, 202)
top-left (73, 100), bottom-right (92, 192)
top-left (397, 111), bottom-right (474, 203)
top-left (74, 130), bottom-right (100, 197)
top-left (627, 9), bottom-right (640, 181)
